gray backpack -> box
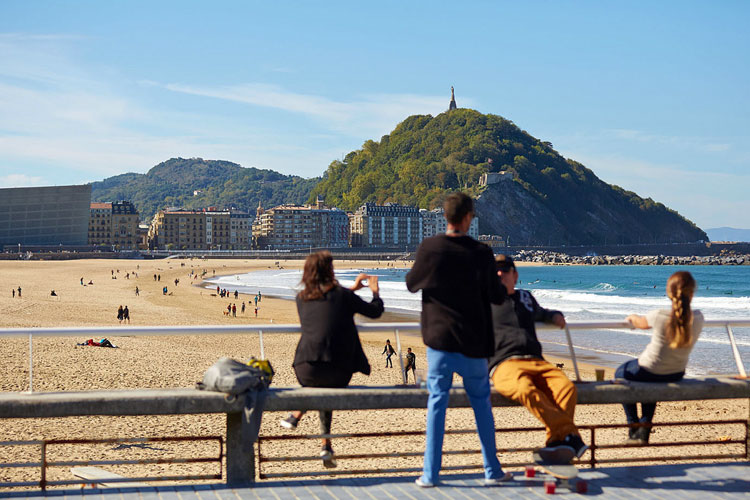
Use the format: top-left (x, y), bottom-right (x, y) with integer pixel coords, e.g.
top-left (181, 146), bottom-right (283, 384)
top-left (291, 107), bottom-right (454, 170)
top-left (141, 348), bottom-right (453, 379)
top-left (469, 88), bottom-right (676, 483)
top-left (196, 357), bottom-right (269, 395)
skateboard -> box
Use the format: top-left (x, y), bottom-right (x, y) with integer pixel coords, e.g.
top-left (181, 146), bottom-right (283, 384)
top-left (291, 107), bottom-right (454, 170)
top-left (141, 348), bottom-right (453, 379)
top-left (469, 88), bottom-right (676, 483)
top-left (532, 451), bottom-right (588, 494)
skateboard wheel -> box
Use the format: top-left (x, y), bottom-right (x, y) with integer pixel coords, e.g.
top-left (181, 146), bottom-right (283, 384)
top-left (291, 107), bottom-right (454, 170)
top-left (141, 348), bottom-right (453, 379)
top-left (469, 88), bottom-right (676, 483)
top-left (525, 465), bottom-right (536, 478)
top-left (576, 480), bottom-right (588, 494)
top-left (545, 480), bottom-right (556, 494)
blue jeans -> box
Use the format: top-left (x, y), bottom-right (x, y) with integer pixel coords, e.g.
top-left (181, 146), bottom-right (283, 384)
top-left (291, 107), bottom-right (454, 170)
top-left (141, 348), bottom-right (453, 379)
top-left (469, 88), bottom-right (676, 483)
top-left (615, 358), bottom-right (684, 424)
top-left (420, 347), bottom-right (503, 484)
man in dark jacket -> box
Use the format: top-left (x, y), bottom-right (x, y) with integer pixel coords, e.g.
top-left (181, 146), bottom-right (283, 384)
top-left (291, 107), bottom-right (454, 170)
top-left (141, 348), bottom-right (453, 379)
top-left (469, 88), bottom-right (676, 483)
top-left (407, 193), bottom-right (510, 488)
top-left (489, 255), bottom-right (587, 463)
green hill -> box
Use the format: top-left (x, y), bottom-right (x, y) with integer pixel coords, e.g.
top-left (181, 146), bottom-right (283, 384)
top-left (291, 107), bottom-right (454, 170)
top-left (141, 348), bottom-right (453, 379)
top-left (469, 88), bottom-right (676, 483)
top-left (90, 158), bottom-right (320, 221)
top-left (310, 109), bottom-right (707, 245)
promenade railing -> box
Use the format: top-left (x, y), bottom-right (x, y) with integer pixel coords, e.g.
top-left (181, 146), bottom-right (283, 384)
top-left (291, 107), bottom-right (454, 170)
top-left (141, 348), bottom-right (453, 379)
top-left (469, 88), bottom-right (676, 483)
top-left (1, 319), bottom-right (749, 393)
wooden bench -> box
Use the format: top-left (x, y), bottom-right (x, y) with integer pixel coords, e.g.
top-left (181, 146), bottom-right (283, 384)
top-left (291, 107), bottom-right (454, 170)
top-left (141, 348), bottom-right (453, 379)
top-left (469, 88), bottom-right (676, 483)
top-left (1, 376), bottom-right (748, 485)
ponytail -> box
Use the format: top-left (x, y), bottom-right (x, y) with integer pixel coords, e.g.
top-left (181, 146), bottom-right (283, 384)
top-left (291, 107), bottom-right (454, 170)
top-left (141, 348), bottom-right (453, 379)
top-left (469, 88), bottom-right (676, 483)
top-left (666, 271), bottom-right (696, 348)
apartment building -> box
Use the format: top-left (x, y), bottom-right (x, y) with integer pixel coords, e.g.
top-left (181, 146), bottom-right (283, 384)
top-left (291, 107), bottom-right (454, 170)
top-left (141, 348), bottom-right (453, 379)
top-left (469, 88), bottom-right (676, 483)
top-left (88, 201), bottom-right (140, 250)
top-left (349, 202), bottom-right (421, 249)
top-left (148, 209), bottom-right (206, 250)
top-left (252, 202), bottom-right (349, 250)
top-left (419, 207), bottom-right (479, 240)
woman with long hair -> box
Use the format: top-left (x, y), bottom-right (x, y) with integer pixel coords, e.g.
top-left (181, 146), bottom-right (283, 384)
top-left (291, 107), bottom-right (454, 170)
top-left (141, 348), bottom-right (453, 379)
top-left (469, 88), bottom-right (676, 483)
top-left (279, 251), bottom-right (384, 467)
top-left (616, 271), bottom-right (704, 444)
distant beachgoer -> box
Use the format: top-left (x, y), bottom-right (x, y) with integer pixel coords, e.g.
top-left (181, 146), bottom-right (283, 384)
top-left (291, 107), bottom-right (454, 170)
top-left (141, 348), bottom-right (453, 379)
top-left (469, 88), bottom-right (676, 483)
top-left (50, 290), bottom-right (57, 297)
top-left (126, 273), bottom-right (130, 279)
top-left (404, 348), bottom-right (417, 383)
top-left (616, 271), bottom-right (703, 445)
top-left (17, 286), bottom-right (21, 298)
top-left (258, 291), bottom-right (262, 302)
top-left (227, 303), bottom-right (232, 315)
top-left (241, 302), bottom-right (246, 314)
top-left (12, 289), bottom-right (15, 298)
top-left (216, 285), bottom-right (220, 294)
top-left (175, 278), bottom-right (179, 286)
top-left (154, 274), bottom-right (157, 281)
top-left (80, 277), bottom-right (84, 286)
top-left (279, 251), bottom-right (383, 469)
top-left (254, 307), bottom-right (258, 317)
top-left (135, 286), bottom-right (139, 296)
top-left (234, 290), bottom-right (239, 299)
top-left (123, 306), bottom-right (130, 324)
top-left (88, 280), bottom-right (93, 285)
top-left (117, 305), bottom-right (124, 324)
top-left (254, 295), bottom-right (258, 307)
top-left (163, 286), bottom-right (168, 295)
top-left (382, 339), bottom-right (396, 368)
top-left (111, 270), bottom-right (114, 276)
top-left (232, 304), bottom-right (236, 317)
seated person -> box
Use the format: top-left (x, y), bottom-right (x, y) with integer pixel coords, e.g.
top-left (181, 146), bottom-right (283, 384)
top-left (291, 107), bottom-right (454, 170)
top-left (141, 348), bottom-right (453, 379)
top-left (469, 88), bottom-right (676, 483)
top-left (488, 255), bottom-right (588, 463)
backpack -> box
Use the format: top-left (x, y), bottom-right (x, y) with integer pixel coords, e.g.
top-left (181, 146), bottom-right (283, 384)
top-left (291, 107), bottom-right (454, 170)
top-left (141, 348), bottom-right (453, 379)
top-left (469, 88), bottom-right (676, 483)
top-left (196, 357), bottom-right (274, 395)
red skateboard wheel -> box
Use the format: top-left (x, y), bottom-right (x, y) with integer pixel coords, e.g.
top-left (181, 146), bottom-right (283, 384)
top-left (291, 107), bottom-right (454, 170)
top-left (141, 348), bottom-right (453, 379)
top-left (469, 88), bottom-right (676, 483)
top-left (545, 480), bottom-right (556, 494)
top-left (576, 480), bottom-right (588, 494)
top-left (525, 465), bottom-right (536, 478)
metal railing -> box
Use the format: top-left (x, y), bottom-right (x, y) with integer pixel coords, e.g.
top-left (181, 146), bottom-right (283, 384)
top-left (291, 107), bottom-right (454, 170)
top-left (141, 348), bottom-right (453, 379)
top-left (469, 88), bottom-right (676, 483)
top-left (257, 419), bottom-right (749, 479)
top-left (1, 319), bottom-right (749, 393)
top-left (0, 436), bottom-right (223, 490)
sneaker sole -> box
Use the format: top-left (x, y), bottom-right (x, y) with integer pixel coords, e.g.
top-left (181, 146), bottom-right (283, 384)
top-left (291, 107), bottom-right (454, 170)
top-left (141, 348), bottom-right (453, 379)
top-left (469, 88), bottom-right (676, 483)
top-left (279, 420), bottom-right (297, 430)
top-left (536, 445), bottom-right (575, 464)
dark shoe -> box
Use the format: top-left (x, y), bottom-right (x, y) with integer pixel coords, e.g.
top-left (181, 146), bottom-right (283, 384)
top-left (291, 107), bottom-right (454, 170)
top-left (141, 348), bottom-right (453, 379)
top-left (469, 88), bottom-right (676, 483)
top-left (635, 425), bottom-right (652, 444)
top-left (537, 442), bottom-right (575, 464)
top-left (563, 433), bottom-right (589, 459)
top-left (279, 414), bottom-right (299, 430)
top-left (320, 445), bottom-right (337, 468)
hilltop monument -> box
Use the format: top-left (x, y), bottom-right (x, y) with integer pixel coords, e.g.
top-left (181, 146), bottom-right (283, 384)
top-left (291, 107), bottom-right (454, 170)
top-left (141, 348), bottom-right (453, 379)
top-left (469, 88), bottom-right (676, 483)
top-left (449, 86), bottom-right (457, 111)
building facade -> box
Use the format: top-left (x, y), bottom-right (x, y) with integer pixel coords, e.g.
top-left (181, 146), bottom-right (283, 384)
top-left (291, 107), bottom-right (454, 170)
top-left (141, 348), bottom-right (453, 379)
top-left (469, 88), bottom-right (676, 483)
top-left (349, 202), bottom-right (422, 249)
top-left (420, 208), bottom-right (479, 240)
top-left (252, 203), bottom-right (350, 250)
top-left (148, 207), bottom-right (251, 250)
top-left (0, 184), bottom-right (91, 248)
top-left (89, 201), bottom-right (140, 250)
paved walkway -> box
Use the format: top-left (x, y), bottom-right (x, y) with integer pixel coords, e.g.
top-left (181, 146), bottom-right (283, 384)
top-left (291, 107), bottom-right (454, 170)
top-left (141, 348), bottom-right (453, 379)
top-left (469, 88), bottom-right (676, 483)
top-left (6, 462), bottom-right (750, 499)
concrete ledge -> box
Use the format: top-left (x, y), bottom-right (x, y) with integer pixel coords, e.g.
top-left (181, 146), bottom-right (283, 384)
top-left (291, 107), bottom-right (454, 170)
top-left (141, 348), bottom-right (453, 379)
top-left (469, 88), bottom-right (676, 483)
top-left (0, 376), bottom-right (748, 418)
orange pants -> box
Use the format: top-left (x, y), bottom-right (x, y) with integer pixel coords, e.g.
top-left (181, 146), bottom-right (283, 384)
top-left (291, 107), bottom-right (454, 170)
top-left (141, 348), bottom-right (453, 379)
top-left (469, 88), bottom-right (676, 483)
top-left (491, 358), bottom-right (579, 444)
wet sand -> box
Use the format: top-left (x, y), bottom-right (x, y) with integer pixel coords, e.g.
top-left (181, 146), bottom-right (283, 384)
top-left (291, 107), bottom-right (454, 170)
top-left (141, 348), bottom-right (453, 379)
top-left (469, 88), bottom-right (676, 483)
top-left (0, 258), bottom-right (745, 487)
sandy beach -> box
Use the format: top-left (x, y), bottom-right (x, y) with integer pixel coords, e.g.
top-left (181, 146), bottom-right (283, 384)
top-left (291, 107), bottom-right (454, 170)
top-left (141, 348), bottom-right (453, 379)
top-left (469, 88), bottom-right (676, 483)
top-left (0, 258), bottom-right (745, 487)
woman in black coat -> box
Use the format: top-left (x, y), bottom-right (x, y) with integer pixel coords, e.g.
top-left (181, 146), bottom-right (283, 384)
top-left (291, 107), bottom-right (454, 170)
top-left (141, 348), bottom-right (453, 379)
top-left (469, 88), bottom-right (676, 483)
top-left (279, 251), bottom-right (383, 468)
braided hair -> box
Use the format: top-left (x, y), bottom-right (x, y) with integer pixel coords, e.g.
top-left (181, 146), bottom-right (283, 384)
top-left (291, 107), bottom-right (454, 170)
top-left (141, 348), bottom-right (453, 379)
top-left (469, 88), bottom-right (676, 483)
top-left (666, 271), bottom-right (696, 348)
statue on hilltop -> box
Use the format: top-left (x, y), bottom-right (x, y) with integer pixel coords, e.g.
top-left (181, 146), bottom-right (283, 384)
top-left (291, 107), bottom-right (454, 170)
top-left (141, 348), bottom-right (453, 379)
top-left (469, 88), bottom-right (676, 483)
top-left (448, 86), bottom-right (457, 111)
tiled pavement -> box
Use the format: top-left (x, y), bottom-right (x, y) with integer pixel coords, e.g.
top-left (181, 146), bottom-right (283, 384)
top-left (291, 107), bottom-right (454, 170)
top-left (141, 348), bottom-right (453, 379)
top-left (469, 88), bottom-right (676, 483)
top-left (6, 462), bottom-right (750, 499)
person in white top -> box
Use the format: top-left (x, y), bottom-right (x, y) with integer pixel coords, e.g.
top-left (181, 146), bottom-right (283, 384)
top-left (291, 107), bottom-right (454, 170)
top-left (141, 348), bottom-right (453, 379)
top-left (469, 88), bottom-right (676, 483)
top-left (615, 271), bottom-right (704, 444)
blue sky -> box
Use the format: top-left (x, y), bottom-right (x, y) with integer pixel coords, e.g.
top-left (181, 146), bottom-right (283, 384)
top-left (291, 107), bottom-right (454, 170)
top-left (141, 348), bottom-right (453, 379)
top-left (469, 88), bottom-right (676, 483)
top-left (1, 1), bottom-right (748, 229)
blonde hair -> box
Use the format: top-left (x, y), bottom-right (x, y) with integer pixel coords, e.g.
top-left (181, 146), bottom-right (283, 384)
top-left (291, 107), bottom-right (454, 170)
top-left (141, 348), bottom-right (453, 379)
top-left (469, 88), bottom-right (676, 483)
top-left (666, 271), bottom-right (696, 348)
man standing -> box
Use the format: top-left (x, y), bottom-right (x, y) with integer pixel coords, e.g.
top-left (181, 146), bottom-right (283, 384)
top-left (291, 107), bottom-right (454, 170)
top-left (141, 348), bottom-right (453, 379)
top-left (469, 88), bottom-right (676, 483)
top-left (489, 255), bottom-right (588, 463)
top-left (406, 193), bottom-right (510, 488)
top-left (404, 347), bottom-right (417, 382)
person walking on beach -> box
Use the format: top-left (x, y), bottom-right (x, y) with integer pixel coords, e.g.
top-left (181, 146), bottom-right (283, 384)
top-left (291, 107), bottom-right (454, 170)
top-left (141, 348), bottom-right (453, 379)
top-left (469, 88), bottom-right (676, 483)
top-left (12, 289), bottom-right (15, 298)
top-left (241, 302), bottom-right (246, 314)
top-left (404, 348), bottom-right (417, 382)
top-left (489, 255), bottom-right (587, 463)
top-left (123, 306), bottom-right (130, 324)
top-left (279, 251), bottom-right (383, 469)
top-left (406, 192), bottom-right (510, 488)
top-left (254, 307), bottom-right (258, 317)
top-left (232, 303), bottom-right (236, 317)
top-left (135, 286), bottom-right (139, 296)
top-left (234, 290), bottom-right (239, 299)
top-left (258, 291), bottom-right (261, 302)
top-left (17, 286), bottom-right (21, 298)
top-left (117, 305), bottom-right (124, 324)
top-left (382, 339), bottom-right (396, 368)
top-left (254, 295), bottom-right (258, 307)
top-left (616, 271), bottom-right (703, 444)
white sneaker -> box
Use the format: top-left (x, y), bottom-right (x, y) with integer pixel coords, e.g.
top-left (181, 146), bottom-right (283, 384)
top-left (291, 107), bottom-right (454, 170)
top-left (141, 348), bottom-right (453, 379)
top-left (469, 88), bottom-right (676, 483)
top-left (415, 477), bottom-right (435, 488)
top-left (320, 446), bottom-right (337, 468)
top-left (483, 471), bottom-right (513, 486)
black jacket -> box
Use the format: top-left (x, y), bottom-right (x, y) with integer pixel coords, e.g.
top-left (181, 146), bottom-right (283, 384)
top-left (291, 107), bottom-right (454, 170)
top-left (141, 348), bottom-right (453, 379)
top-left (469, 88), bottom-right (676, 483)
top-left (406, 234), bottom-right (504, 358)
top-left (293, 285), bottom-right (384, 375)
top-left (487, 289), bottom-right (561, 370)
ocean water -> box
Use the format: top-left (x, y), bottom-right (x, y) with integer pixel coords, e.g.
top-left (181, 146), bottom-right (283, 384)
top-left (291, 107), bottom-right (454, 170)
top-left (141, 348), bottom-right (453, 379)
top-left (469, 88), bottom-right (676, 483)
top-left (206, 265), bottom-right (750, 375)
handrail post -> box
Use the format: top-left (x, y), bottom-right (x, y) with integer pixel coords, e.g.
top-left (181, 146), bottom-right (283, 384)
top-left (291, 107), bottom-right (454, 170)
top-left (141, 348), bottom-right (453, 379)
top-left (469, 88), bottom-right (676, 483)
top-left (725, 325), bottom-right (747, 378)
top-left (27, 333), bottom-right (33, 394)
top-left (395, 329), bottom-right (406, 385)
top-left (563, 325), bottom-right (581, 382)
top-left (259, 330), bottom-right (264, 360)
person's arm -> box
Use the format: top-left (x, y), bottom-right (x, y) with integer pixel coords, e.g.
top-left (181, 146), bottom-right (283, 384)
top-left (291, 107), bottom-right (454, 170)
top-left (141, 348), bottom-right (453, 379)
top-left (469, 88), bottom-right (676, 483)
top-left (626, 314), bottom-right (650, 329)
top-left (348, 279), bottom-right (384, 319)
top-left (530, 292), bottom-right (565, 328)
top-left (405, 242), bottom-right (432, 292)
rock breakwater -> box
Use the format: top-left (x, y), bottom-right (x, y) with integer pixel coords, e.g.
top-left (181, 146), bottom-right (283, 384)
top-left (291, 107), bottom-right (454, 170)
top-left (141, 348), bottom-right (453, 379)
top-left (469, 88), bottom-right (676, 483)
top-left (513, 250), bottom-right (750, 266)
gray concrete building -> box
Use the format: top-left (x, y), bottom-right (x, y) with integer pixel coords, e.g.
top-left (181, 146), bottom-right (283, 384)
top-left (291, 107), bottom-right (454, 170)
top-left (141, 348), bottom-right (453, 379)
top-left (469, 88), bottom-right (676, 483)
top-left (0, 184), bottom-right (92, 247)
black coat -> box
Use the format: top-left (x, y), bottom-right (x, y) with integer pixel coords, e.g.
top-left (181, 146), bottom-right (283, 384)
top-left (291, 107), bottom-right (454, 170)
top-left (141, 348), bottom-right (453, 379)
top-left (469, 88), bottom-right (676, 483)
top-left (293, 285), bottom-right (384, 376)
